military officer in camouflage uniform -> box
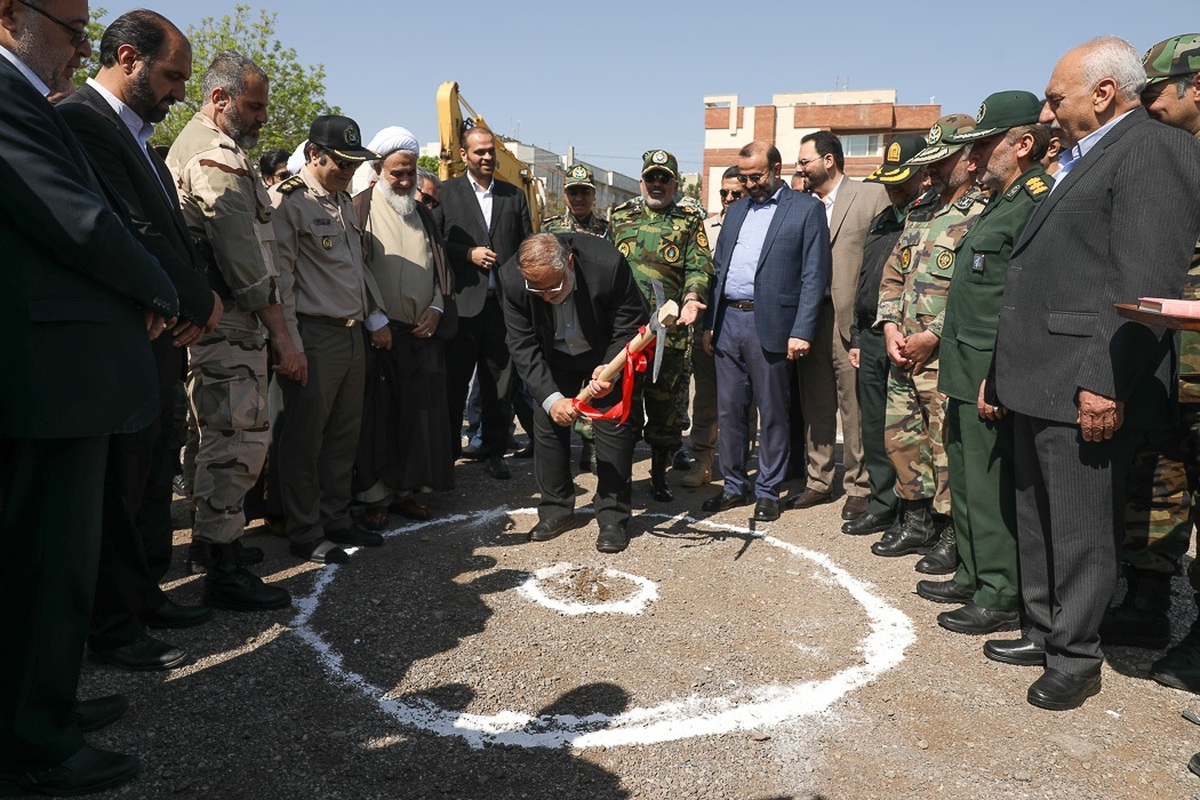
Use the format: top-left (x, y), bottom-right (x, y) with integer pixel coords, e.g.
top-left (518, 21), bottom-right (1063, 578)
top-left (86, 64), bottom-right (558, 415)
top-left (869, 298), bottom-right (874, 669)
top-left (167, 51), bottom-right (296, 611)
top-left (872, 115), bottom-right (987, 569)
top-left (915, 92), bottom-right (1052, 636)
top-left (543, 164), bottom-right (608, 472)
top-left (608, 150), bottom-right (713, 500)
top-left (269, 115), bottom-right (385, 565)
top-left (1108, 35), bottom-right (1200, 690)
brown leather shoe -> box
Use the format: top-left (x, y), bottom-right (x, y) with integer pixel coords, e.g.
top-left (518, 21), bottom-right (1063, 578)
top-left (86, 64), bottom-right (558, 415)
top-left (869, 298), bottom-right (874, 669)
top-left (841, 495), bottom-right (868, 520)
top-left (392, 497), bottom-right (433, 521)
top-left (361, 506), bottom-right (390, 531)
top-left (786, 488), bottom-right (834, 509)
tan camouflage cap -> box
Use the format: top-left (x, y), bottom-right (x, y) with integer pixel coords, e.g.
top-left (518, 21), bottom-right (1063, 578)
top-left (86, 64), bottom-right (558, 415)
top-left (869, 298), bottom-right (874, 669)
top-left (564, 164), bottom-right (595, 188)
top-left (1144, 34), bottom-right (1200, 85)
top-left (641, 149), bottom-right (679, 180)
top-left (904, 114), bottom-right (977, 166)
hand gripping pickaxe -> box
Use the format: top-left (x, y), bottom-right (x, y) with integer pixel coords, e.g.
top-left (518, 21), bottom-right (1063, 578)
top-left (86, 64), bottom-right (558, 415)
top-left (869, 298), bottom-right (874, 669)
top-left (574, 280), bottom-right (678, 406)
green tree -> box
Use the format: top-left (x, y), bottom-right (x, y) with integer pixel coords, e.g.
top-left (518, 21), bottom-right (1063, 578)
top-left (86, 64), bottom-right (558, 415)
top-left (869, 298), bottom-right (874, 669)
top-left (72, 6), bottom-right (107, 88)
top-left (417, 155), bottom-right (440, 173)
top-left (148, 5), bottom-right (338, 156)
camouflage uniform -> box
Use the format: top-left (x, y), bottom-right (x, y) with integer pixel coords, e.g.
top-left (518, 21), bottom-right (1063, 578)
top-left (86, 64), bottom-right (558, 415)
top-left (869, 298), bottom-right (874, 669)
top-left (167, 112), bottom-right (282, 544)
top-left (876, 187), bottom-right (986, 515)
top-left (608, 193), bottom-right (713, 449)
top-left (541, 211), bottom-right (609, 238)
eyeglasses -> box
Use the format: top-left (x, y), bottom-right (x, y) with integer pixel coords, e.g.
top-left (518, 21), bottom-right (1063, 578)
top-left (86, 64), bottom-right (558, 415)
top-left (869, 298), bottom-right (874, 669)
top-left (320, 149), bottom-right (358, 170)
top-left (524, 272), bottom-right (567, 295)
top-left (17, 0), bottom-right (88, 47)
top-left (273, 169), bottom-right (291, 181)
top-left (736, 171), bottom-right (770, 184)
top-left (643, 171), bottom-right (674, 185)
top-left (719, 189), bottom-right (743, 200)
top-left (796, 155), bottom-right (827, 169)
top-left (416, 190), bottom-right (439, 210)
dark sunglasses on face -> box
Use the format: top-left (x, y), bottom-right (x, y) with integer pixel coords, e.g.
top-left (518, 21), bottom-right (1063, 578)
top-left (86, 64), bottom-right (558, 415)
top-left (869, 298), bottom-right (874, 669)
top-left (416, 190), bottom-right (439, 210)
top-left (643, 171), bottom-right (673, 185)
top-left (719, 189), bottom-right (744, 200)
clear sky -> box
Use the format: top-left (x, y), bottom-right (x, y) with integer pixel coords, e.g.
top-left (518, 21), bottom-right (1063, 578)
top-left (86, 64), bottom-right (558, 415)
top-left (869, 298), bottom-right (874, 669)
top-left (100, 0), bottom-right (1194, 177)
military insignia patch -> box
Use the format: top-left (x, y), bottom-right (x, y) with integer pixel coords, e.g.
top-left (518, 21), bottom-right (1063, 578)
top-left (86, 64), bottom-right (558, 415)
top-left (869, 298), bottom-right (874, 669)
top-left (977, 101), bottom-right (987, 122)
top-left (662, 244), bottom-right (681, 263)
top-left (887, 141), bottom-right (902, 163)
top-left (936, 250), bottom-right (954, 270)
top-left (277, 174), bottom-right (306, 195)
top-left (696, 229), bottom-right (709, 250)
top-left (345, 125), bottom-right (361, 146)
top-left (928, 123), bottom-right (942, 145)
top-left (651, 150), bottom-right (668, 164)
top-left (618, 242), bottom-right (630, 257)
top-left (972, 253), bottom-right (986, 274)
top-left (900, 247), bottom-right (912, 269)
top-left (571, 166), bottom-right (587, 179)
top-left (322, 236), bottom-right (333, 251)
top-left (1025, 176), bottom-right (1049, 197)
top-left (954, 193), bottom-right (978, 211)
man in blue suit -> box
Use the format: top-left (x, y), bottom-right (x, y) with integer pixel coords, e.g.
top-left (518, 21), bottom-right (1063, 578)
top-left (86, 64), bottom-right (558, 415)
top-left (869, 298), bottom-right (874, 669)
top-left (701, 141), bottom-right (831, 521)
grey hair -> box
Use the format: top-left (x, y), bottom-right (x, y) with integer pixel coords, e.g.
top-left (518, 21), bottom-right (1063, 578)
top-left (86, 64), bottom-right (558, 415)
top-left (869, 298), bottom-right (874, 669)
top-left (518, 233), bottom-right (569, 275)
top-left (200, 51), bottom-right (267, 106)
top-left (416, 167), bottom-right (441, 189)
top-left (1078, 37), bottom-right (1146, 102)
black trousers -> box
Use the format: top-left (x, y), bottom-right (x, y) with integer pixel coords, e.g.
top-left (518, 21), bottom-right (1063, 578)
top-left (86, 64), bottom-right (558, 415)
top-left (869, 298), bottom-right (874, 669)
top-left (0, 435), bottom-right (108, 771)
top-left (445, 294), bottom-right (514, 459)
top-left (534, 352), bottom-right (634, 528)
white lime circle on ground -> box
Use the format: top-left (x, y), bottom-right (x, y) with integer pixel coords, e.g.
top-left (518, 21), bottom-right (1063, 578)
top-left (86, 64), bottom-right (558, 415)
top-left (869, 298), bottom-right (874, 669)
top-left (289, 506), bottom-right (915, 749)
top-left (518, 562), bottom-right (658, 615)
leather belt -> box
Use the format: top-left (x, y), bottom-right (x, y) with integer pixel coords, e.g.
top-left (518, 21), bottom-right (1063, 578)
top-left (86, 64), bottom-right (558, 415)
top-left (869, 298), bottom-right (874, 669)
top-left (725, 299), bottom-right (754, 311)
top-left (299, 313), bottom-right (359, 328)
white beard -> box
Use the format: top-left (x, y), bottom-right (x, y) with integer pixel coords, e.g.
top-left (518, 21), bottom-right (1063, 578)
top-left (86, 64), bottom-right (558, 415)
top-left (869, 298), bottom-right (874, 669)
top-left (378, 180), bottom-right (418, 218)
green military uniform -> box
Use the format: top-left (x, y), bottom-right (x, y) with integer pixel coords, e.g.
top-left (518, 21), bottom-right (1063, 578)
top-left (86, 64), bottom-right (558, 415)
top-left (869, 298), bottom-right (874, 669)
top-left (939, 164), bottom-right (1052, 612)
top-left (607, 152), bottom-right (713, 450)
top-left (542, 212), bottom-right (609, 237)
top-left (877, 186), bottom-right (985, 516)
top-left (166, 112), bottom-right (281, 545)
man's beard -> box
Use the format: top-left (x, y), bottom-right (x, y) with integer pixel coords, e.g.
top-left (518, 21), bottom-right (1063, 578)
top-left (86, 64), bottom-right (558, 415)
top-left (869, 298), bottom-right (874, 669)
top-left (219, 102), bottom-right (258, 150)
top-left (378, 178), bottom-right (418, 217)
top-left (127, 66), bottom-right (170, 124)
top-left (13, 18), bottom-right (74, 94)
top-left (644, 194), bottom-right (672, 210)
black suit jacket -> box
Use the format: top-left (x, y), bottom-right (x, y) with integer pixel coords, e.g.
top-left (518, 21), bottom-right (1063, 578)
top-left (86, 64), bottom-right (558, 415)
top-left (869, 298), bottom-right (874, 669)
top-left (435, 173), bottom-right (532, 317)
top-left (497, 234), bottom-right (648, 407)
top-left (59, 83), bottom-right (215, 388)
top-left (994, 108), bottom-right (1200, 428)
top-left (0, 57), bottom-right (177, 438)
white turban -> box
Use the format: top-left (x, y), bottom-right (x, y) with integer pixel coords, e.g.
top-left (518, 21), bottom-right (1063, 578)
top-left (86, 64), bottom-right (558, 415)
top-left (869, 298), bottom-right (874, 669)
top-left (286, 140), bottom-right (307, 175)
top-left (367, 126), bottom-right (419, 159)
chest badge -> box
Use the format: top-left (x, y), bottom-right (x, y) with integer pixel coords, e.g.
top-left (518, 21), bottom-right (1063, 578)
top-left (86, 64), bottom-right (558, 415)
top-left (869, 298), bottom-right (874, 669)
top-left (972, 253), bottom-right (986, 274)
top-left (936, 250), bottom-right (954, 270)
top-left (322, 236), bottom-right (334, 251)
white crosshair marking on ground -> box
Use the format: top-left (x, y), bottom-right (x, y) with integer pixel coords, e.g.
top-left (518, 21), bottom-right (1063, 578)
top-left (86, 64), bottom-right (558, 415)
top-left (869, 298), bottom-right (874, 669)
top-left (289, 507), bottom-right (915, 749)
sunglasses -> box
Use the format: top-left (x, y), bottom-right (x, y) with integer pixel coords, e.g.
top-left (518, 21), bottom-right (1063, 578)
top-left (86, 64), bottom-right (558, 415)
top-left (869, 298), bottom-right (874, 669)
top-left (524, 272), bottom-right (567, 295)
top-left (416, 190), bottom-right (440, 210)
top-left (17, 0), bottom-right (88, 47)
top-left (719, 189), bottom-right (744, 200)
top-left (643, 171), bottom-right (674, 185)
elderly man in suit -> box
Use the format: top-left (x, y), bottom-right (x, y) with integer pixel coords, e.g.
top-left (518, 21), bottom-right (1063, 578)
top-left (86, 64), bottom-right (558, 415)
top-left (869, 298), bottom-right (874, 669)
top-left (790, 132), bottom-right (889, 518)
top-left (983, 37), bottom-right (1200, 710)
top-left (701, 141), bottom-right (831, 522)
top-left (59, 8), bottom-right (223, 670)
top-left (436, 126), bottom-right (533, 480)
top-left (498, 233), bottom-right (648, 553)
top-left (0, 0), bottom-right (179, 792)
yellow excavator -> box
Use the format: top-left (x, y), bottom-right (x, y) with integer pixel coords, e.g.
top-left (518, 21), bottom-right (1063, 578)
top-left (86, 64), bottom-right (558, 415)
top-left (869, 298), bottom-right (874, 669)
top-left (435, 80), bottom-right (544, 231)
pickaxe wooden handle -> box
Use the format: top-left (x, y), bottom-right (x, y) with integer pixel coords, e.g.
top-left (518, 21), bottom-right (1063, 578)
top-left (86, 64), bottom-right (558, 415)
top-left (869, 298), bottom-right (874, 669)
top-left (575, 299), bottom-right (679, 405)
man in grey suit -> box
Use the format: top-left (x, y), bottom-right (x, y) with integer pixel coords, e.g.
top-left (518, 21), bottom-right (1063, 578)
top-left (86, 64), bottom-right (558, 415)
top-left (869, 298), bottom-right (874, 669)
top-left (791, 132), bottom-right (889, 517)
top-left (701, 141), bottom-right (831, 522)
top-left (983, 36), bottom-right (1200, 710)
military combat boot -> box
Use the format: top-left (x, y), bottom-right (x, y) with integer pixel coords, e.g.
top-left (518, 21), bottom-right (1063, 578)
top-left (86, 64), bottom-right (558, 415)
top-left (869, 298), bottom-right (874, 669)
top-left (1100, 567), bottom-right (1173, 649)
top-left (187, 538), bottom-right (265, 575)
top-left (871, 499), bottom-right (936, 557)
top-left (203, 543), bottom-right (291, 612)
top-left (650, 447), bottom-right (674, 501)
top-left (1151, 594), bottom-right (1200, 692)
top-left (915, 516), bottom-right (958, 575)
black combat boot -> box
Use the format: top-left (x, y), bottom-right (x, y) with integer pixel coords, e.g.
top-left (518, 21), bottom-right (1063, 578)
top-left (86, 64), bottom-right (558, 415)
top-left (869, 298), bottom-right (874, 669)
top-left (914, 515), bottom-right (958, 575)
top-left (1151, 594), bottom-right (1200, 692)
top-left (650, 448), bottom-right (673, 501)
top-left (187, 538), bottom-right (265, 575)
top-left (203, 542), bottom-right (291, 612)
top-left (871, 499), bottom-right (936, 557)
top-left (1099, 567), bottom-right (1173, 649)
top-left (579, 438), bottom-right (596, 473)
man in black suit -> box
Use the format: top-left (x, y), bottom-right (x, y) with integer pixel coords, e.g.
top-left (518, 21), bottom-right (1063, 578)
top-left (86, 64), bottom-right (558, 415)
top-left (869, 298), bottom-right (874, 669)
top-left (498, 233), bottom-right (648, 553)
top-left (59, 9), bottom-right (222, 671)
top-left (0, 0), bottom-right (178, 792)
top-left (984, 36), bottom-right (1200, 710)
top-left (436, 126), bottom-right (532, 479)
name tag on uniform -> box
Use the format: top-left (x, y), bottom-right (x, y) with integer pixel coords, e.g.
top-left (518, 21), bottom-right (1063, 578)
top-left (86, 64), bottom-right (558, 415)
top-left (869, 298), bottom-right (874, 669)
top-left (972, 253), bottom-right (986, 274)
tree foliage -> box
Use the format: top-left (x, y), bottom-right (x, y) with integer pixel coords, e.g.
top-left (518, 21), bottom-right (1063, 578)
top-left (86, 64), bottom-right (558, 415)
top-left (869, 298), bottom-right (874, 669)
top-left (417, 155), bottom-right (440, 174)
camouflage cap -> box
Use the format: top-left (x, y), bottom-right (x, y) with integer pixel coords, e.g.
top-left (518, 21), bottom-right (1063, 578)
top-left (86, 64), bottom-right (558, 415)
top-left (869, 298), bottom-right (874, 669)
top-left (641, 149), bottom-right (679, 180)
top-left (864, 133), bottom-right (927, 184)
top-left (1143, 34), bottom-right (1200, 85)
top-left (564, 164), bottom-right (595, 188)
top-left (904, 114), bottom-right (977, 166)
top-left (307, 115), bottom-right (380, 162)
top-left (946, 91), bottom-right (1042, 143)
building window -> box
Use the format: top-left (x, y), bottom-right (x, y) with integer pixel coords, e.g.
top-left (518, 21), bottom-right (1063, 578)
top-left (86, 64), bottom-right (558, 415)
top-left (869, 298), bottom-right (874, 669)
top-left (839, 134), bottom-right (884, 158)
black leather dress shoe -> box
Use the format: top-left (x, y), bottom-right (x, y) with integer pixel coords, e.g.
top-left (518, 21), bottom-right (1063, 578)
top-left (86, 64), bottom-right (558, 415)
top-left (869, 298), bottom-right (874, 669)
top-left (752, 498), bottom-right (780, 522)
top-left (915, 578), bottom-right (973, 604)
top-left (484, 455), bottom-right (511, 480)
top-left (842, 512), bottom-right (894, 535)
top-left (937, 602), bottom-right (1020, 635)
top-left (529, 515), bottom-right (578, 542)
top-left (327, 523), bottom-right (384, 548)
top-left (0, 745), bottom-right (139, 797)
top-left (75, 694), bottom-right (129, 733)
top-left (983, 636), bottom-right (1046, 667)
top-left (90, 635), bottom-right (188, 672)
top-left (1027, 667), bottom-right (1101, 710)
top-left (141, 598), bottom-right (213, 629)
top-left (701, 491), bottom-right (752, 513)
top-left (595, 524), bottom-right (629, 553)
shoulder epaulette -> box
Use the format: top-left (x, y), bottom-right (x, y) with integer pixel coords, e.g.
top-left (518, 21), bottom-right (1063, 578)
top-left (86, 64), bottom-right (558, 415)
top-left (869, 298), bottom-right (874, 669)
top-left (611, 198), bottom-right (639, 215)
top-left (277, 175), bottom-right (307, 196)
top-left (542, 214), bottom-right (564, 225)
top-left (1023, 174), bottom-right (1051, 200)
top-left (954, 189), bottom-right (985, 212)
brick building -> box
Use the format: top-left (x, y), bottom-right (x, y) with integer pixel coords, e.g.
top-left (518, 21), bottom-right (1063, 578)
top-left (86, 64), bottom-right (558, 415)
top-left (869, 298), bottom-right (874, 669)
top-left (702, 89), bottom-right (941, 210)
